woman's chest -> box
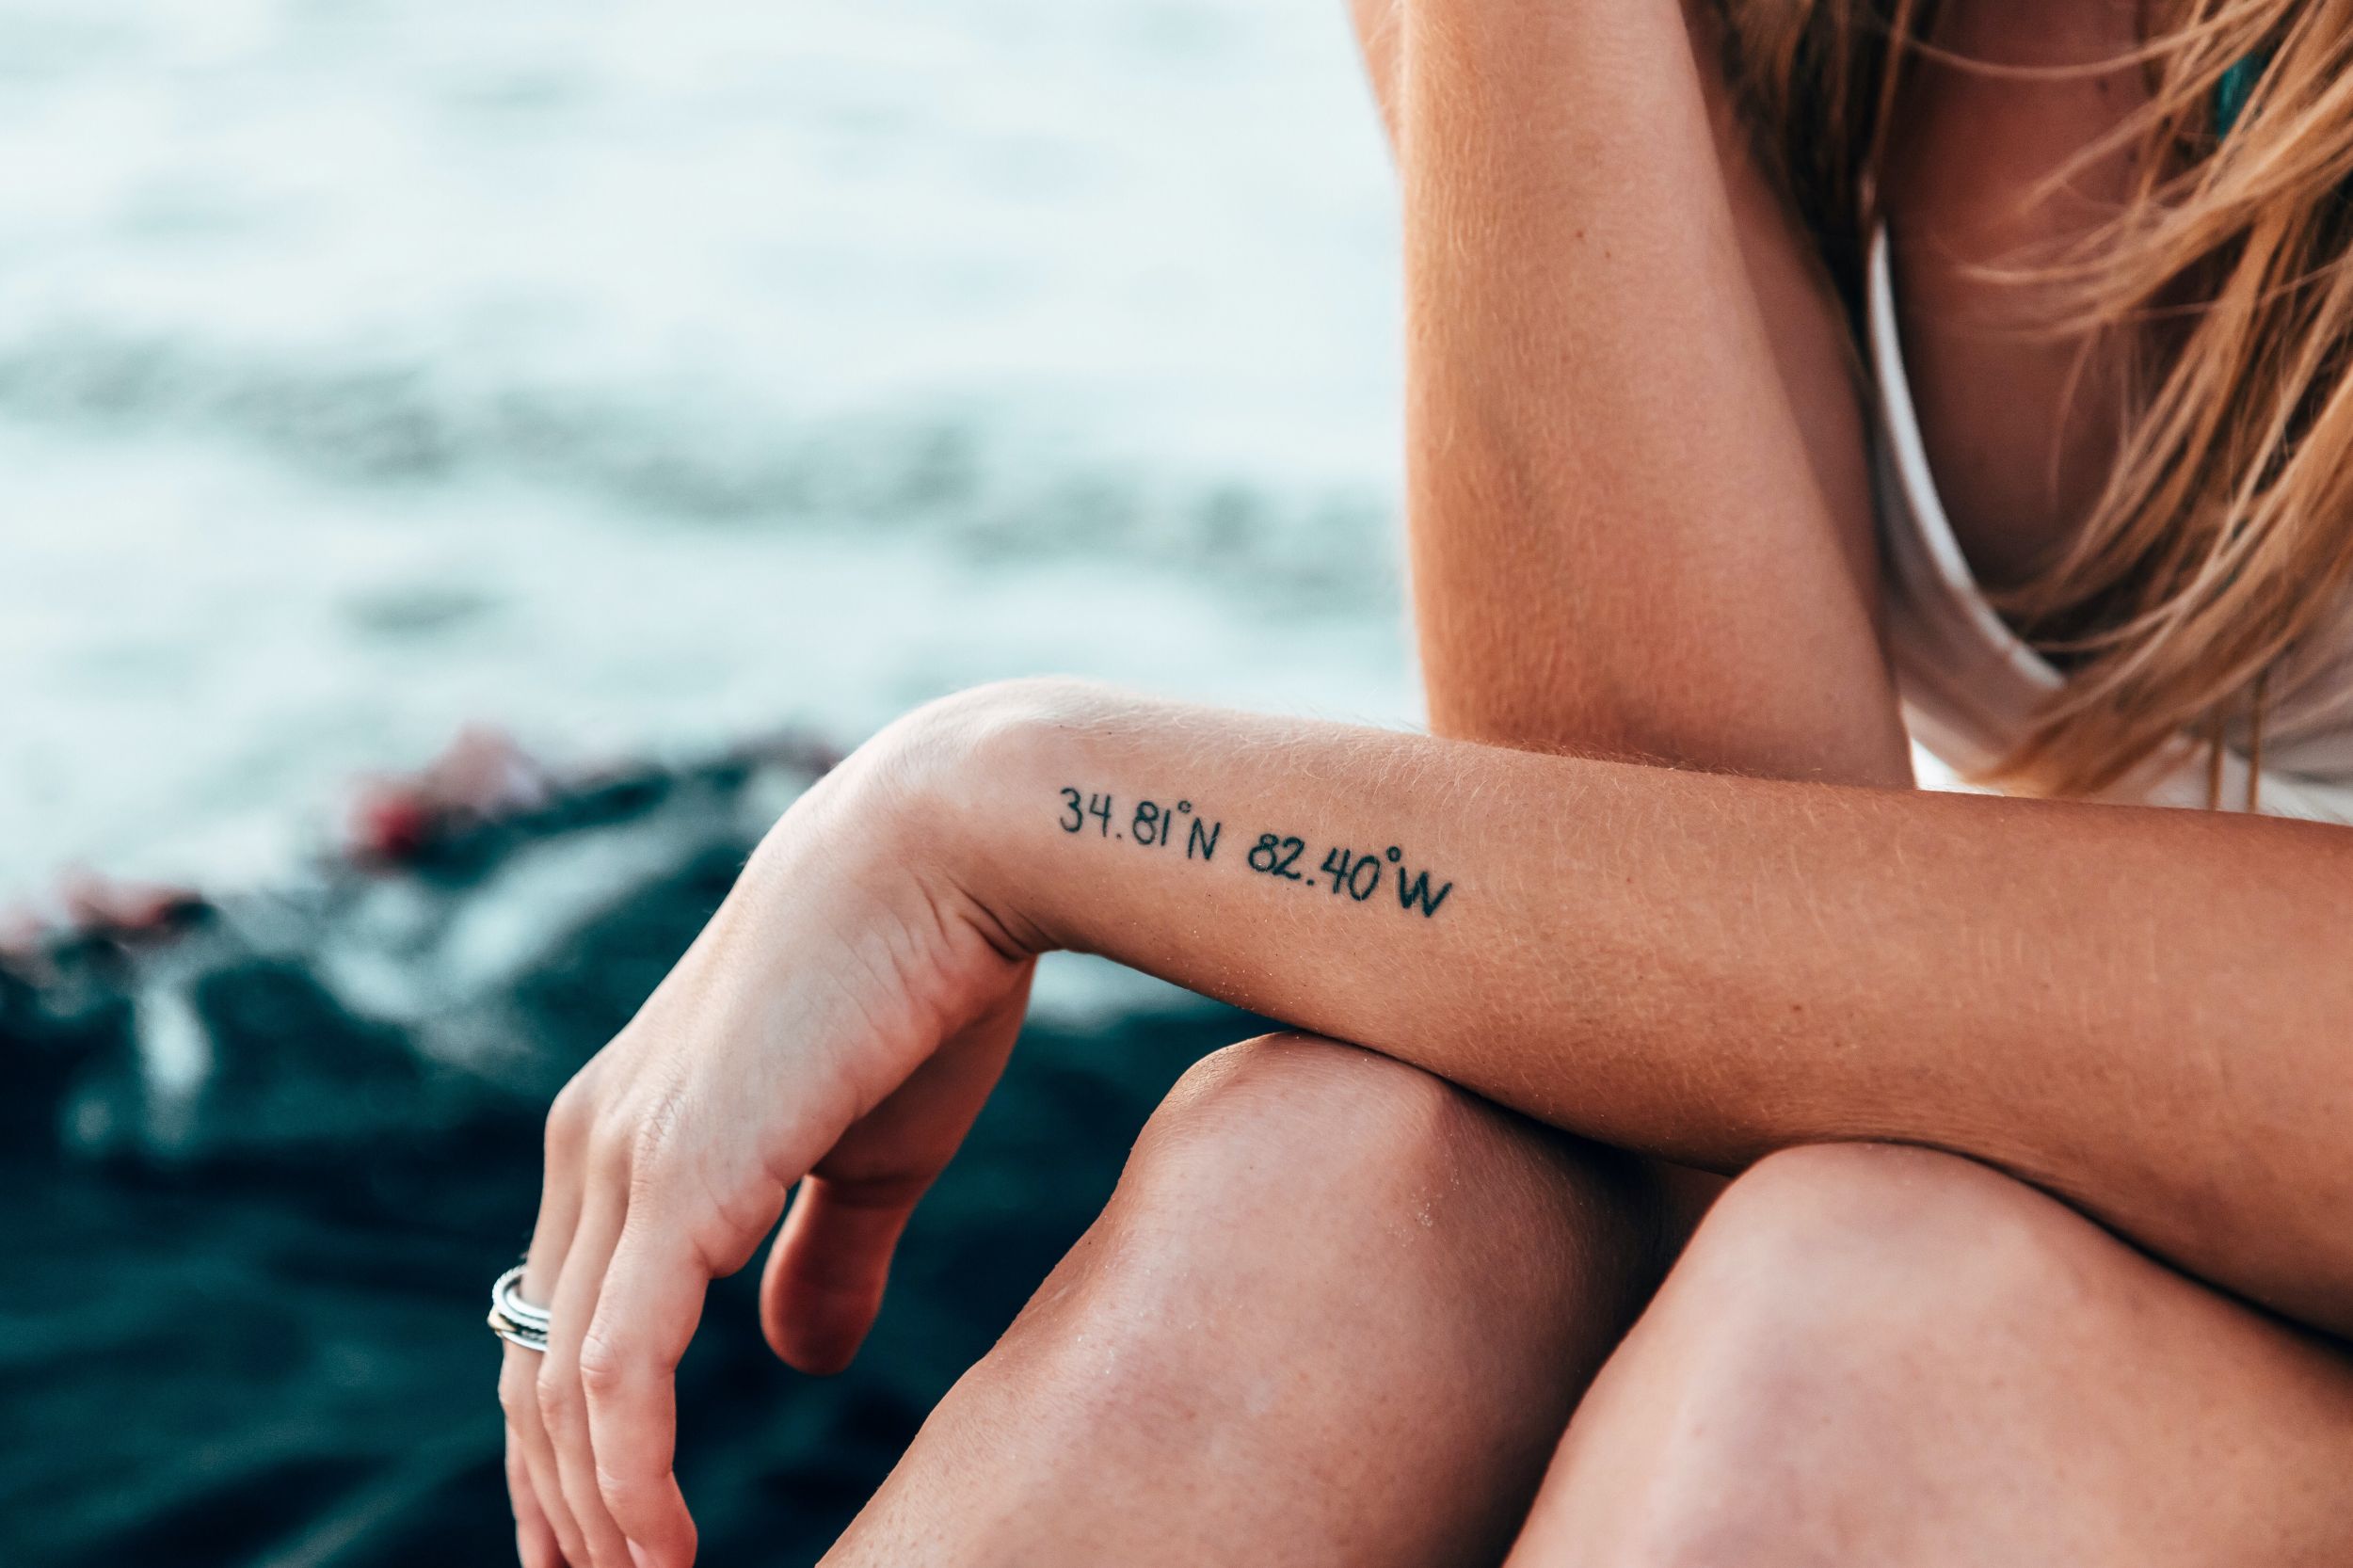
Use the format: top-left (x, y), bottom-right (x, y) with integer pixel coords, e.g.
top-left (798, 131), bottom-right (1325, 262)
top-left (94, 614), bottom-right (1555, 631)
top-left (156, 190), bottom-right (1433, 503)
top-left (1875, 0), bottom-right (2150, 594)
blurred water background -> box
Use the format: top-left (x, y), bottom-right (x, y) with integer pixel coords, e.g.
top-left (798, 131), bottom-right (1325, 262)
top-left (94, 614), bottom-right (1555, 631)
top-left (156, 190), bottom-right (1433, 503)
top-left (0, 0), bottom-right (1412, 903)
top-left (0, 3), bottom-right (1408, 1563)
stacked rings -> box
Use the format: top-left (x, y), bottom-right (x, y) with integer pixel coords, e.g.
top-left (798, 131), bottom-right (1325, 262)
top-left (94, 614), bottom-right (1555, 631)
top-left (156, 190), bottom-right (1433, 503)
top-left (488, 1264), bottom-right (552, 1353)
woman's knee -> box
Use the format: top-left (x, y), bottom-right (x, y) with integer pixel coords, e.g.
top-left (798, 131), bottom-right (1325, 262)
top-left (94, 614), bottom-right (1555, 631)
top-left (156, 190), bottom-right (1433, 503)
top-left (1024, 1033), bottom-right (1667, 1423)
top-left (1673, 1141), bottom-right (2089, 1340)
top-left (1125, 1032), bottom-right (1505, 1220)
top-left (848, 1041), bottom-right (1674, 1565)
top-left (1124, 1032), bottom-right (1661, 1280)
top-left (1534, 1143), bottom-right (2097, 1563)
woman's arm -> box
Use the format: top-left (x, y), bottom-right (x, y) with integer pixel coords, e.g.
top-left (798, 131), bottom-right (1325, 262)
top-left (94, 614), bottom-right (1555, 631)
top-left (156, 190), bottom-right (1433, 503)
top-left (949, 682), bottom-right (2350, 1330)
top-left (1391, 0), bottom-right (1910, 779)
top-left (527, 681), bottom-right (2349, 1565)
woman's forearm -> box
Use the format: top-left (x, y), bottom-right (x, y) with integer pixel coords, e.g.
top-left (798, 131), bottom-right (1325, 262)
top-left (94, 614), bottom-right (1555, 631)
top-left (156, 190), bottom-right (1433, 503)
top-left (932, 680), bottom-right (2353, 1333)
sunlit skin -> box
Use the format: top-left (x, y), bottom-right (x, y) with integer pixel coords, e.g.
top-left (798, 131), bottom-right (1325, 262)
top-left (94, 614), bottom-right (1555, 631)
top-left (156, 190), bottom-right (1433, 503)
top-left (500, 2), bottom-right (2353, 1564)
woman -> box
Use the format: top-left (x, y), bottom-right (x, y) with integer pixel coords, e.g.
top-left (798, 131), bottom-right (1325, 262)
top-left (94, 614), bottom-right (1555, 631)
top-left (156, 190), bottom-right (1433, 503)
top-left (494, 1), bottom-right (2353, 1562)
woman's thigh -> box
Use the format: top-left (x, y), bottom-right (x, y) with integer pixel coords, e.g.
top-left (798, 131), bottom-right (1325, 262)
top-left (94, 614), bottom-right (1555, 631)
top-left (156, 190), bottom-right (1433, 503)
top-left (824, 1033), bottom-right (1702, 1568)
top-left (1507, 1142), bottom-right (2353, 1567)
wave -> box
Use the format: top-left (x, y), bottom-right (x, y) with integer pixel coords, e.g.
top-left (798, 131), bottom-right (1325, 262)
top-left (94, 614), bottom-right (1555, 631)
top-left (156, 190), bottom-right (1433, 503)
top-left (0, 325), bottom-right (1394, 604)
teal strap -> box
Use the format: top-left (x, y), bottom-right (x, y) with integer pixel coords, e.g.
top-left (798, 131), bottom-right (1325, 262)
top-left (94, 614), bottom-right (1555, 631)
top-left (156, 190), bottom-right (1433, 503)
top-left (2215, 54), bottom-right (2267, 140)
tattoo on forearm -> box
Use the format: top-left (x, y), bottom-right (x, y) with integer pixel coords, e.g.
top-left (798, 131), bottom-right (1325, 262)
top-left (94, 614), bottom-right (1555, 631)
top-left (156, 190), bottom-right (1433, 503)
top-left (1054, 787), bottom-right (1453, 919)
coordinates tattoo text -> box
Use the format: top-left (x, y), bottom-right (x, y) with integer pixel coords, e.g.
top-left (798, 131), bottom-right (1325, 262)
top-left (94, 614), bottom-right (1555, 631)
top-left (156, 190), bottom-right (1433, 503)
top-left (1053, 787), bottom-right (1453, 919)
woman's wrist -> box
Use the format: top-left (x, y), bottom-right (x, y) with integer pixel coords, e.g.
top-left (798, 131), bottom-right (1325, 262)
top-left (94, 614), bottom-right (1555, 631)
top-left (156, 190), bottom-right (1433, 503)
top-left (820, 676), bottom-right (1113, 961)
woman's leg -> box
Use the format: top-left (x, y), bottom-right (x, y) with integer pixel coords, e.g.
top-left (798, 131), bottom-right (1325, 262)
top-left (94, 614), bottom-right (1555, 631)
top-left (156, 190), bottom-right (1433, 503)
top-left (1505, 1142), bottom-right (2353, 1566)
top-left (823, 1033), bottom-right (1701, 1568)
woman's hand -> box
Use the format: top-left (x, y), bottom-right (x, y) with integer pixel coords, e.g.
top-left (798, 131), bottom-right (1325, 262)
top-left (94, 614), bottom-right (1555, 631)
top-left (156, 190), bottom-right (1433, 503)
top-left (498, 700), bottom-right (1035, 1568)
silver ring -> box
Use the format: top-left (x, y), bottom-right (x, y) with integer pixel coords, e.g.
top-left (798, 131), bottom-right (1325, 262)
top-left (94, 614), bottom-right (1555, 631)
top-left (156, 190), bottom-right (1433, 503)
top-left (489, 1263), bottom-right (551, 1353)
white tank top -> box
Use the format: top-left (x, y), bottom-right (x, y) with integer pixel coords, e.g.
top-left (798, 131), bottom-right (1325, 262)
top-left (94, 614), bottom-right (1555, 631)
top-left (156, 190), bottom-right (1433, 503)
top-left (1866, 228), bottom-right (2353, 823)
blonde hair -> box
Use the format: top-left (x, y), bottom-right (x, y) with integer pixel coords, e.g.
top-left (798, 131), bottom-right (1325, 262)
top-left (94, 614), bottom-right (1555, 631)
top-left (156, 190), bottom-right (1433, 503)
top-left (1714, 0), bottom-right (2353, 799)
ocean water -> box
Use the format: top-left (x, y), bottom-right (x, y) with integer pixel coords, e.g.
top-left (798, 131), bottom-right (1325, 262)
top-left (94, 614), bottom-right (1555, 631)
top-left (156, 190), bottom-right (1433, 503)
top-left (0, 0), bottom-right (1413, 903)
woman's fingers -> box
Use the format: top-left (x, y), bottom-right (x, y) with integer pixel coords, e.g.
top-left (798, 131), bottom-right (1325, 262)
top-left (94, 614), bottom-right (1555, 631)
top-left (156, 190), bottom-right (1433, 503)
top-left (580, 1214), bottom-right (712, 1568)
top-left (541, 1191), bottom-right (635, 1568)
top-left (760, 1175), bottom-right (926, 1374)
top-left (504, 1345), bottom-right (583, 1567)
top-left (758, 968), bottom-right (1032, 1372)
top-left (515, 1082), bottom-right (594, 1566)
top-left (505, 1422), bottom-right (567, 1568)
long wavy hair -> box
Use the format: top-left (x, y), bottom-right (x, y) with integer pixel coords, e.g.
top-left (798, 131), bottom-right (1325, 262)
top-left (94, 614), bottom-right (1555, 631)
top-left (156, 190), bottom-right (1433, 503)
top-left (1713, 0), bottom-right (2353, 799)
